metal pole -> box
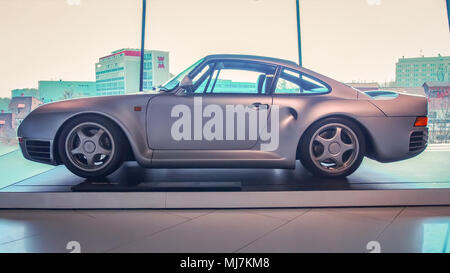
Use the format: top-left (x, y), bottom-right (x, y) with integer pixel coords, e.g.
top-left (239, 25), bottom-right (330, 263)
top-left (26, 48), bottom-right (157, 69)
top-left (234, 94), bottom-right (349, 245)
top-left (139, 0), bottom-right (147, 92)
top-left (296, 0), bottom-right (302, 67)
top-left (447, 0), bottom-right (450, 32)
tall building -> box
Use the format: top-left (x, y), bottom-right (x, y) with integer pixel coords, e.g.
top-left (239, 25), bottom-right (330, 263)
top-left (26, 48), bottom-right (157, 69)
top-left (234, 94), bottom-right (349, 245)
top-left (395, 54), bottom-right (450, 87)
top-left (38, 80), bottom-right (96, 103)
top-left (95, 48), bottom-right (170, 96)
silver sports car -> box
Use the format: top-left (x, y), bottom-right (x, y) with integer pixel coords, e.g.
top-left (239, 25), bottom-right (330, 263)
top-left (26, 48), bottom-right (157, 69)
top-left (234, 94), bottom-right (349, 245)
top-left (18, 55), bottom-right (428, 178)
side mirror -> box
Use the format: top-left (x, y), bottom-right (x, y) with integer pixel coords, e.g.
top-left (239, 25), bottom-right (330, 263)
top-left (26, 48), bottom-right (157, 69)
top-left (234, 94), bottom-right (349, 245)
top-left (177, 76), bottom-right (194, 95)
top-left (179, 76), bottom-right (193, 88)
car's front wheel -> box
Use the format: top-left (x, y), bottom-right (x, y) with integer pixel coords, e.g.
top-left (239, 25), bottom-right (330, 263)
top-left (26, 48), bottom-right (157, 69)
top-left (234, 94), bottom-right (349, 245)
top-left (58, 115), bottom-right (125, 178)
top-left (299, 117), bottom-right (365, 178)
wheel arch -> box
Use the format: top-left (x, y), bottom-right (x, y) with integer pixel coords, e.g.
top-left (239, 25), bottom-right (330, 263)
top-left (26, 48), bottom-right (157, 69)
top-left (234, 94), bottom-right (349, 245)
top-left (53, 112), bottom-right (135, 164)
top-left (295, 114), bottom-right (376, 160)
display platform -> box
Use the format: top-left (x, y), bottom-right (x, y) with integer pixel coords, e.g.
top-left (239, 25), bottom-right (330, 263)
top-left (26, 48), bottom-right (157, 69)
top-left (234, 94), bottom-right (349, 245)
top-left (0, 150), bottom-right (449, 209)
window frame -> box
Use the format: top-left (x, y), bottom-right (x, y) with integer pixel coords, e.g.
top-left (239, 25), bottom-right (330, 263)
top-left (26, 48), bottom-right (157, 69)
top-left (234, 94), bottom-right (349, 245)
top-left (186, 59), bottom-right (278, 96)
top-left (271, 67), bottom-right (332, 96)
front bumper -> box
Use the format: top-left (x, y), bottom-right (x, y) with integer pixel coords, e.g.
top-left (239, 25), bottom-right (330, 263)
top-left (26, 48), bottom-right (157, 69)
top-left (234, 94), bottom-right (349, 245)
top-left (19, 138), bottom-right (58, 166)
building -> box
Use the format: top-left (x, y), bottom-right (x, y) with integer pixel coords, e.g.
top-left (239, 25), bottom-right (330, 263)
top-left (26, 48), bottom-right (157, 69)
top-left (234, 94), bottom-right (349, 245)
top-left (0, 98), bottom-right (11, 113)
top-left (0, 112), bottom-right (14, 139)
top-left (38, 80), bottom-right (96, 103)
top-left (11, 88), bottom-right (39, 98)
top-left (95, 48), bottom-right (170, 96)
top-left (0, 96), bottom-right (42, 140)
top-left (423, 81), bottom-right (450, 98)
top-left (422, 82), bottom-right (450, 144)
top-left (395, 54), bottom-right (450, 87)
top-left (346, 82), bottom-right (380, 91)
top-left (423, 81), bottom-right (450, 119)
top-left (8, 96), bottom-right (42, 129)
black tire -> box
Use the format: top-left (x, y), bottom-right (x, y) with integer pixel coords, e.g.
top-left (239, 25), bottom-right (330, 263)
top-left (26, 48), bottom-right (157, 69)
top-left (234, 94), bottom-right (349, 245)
top-left (58, 115), bottom-right (125, 178)
top-left (299, 117), bottom-right (366, 178)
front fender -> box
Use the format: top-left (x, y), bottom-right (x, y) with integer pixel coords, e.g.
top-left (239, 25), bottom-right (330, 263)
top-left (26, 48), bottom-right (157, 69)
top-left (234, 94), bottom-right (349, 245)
top-left (18, 94), bottom-right (154, 166)
top-left (18, 110), bottom-right (74, 140)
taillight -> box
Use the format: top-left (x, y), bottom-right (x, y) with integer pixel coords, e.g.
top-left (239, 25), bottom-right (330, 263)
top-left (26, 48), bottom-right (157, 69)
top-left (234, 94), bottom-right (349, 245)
top-left (18, 137), bottom-right (23, 143)
top-left (414, 116), bottom-right (428, 127)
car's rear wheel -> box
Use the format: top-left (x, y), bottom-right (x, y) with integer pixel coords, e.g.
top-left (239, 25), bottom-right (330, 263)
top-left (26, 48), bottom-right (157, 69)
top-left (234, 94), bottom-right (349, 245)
top-left (58, 115), bottom-right (125, 178)
top-left (299, 117), bottom-right (365, 177)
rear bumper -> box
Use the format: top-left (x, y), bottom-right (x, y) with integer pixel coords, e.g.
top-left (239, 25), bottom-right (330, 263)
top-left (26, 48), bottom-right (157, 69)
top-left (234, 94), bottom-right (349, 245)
top-left (358, 117), bottom-right (428, 163)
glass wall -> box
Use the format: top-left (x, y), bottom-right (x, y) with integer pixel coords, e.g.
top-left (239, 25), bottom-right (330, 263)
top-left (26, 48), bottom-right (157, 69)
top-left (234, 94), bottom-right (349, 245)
top-left (0, 0), bottom-right (449, 187)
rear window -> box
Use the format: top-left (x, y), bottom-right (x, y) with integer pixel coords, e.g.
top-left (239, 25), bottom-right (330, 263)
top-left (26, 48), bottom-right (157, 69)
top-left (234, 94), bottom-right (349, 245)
top-left (274, 68), bottom-right (330, 94)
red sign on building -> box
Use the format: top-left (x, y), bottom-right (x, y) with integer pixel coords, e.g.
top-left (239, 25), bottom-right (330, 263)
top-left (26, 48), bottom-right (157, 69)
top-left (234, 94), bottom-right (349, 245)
top-left (157, 57), bottom-right (165, 69)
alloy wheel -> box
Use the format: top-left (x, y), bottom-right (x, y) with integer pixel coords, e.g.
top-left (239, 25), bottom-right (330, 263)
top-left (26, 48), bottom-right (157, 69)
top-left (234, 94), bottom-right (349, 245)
top-left (308, 123), bottom-right (360, 174)
top-left (65, 122), bottom-right (115, 172)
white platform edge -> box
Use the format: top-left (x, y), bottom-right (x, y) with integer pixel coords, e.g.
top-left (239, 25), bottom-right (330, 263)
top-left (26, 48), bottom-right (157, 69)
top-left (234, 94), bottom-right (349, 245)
top-left (0, 189), bottom-right (449, 209)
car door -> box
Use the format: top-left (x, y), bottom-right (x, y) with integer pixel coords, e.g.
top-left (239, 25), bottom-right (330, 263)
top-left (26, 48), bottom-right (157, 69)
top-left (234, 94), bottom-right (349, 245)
top-left (146, 60), bottom-right (276, 150)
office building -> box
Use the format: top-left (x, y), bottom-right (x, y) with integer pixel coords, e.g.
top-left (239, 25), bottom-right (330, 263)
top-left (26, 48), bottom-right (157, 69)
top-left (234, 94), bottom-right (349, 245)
top-left (395, 54), bottom-right (450, 87)
top-left (95, 48), bottom-right (170, 96)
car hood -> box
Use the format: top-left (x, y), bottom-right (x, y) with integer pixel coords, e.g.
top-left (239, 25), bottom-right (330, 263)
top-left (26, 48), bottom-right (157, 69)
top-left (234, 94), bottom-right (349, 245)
top-left (31, 93), bottom-right (157, 115)
top-left (18, 92), bottom-right (159, 139)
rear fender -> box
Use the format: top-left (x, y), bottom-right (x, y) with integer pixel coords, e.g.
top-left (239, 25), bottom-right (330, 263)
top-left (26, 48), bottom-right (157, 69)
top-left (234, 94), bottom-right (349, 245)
top-left (367, 93), bottom-right (428, 117)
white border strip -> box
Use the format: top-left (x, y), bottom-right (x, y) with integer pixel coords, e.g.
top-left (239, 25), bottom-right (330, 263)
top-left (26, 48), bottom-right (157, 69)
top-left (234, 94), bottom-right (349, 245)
top-left (0, 189), bottom-right (449, 209)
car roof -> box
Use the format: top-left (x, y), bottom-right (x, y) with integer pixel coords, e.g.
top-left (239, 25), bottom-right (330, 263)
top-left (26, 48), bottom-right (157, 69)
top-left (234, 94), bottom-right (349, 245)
top-left (204, 54), bottom-right (299, 68)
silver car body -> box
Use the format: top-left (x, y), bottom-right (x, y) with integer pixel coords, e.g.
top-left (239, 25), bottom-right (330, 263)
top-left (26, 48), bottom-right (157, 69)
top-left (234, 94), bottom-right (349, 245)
top-left (18, 55), bottom-right (428, 169)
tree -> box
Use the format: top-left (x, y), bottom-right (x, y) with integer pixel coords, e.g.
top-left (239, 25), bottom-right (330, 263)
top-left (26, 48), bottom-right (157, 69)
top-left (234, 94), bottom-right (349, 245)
top-left (62, 89), bottom-right (74, 100)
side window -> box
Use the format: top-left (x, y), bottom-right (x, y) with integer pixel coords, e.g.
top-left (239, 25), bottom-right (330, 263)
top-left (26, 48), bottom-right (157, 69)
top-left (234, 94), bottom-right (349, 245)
top-left (193, 61), bottom-right (276, 94)
top-left (275, 68), bottom-right (329, 94)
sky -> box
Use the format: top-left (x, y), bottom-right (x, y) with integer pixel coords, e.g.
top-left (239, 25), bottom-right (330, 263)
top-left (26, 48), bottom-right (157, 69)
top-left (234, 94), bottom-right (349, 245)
top-left (0, 0), bottom-right (449, 98)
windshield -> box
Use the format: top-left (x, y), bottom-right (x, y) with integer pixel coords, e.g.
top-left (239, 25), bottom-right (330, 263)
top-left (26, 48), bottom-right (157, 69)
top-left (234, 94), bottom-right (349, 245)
top-left (161, 58), bottom-right (204, 91)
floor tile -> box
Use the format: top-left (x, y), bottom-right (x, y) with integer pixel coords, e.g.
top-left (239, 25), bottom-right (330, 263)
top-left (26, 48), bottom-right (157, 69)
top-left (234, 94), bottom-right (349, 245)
top-left (377, 207), bottom-right (450, 253)
top-left (242, 208), bottom-right (310, 222)
top-left (1, 207), bottom-right (449, 253)
top-left (162, 209), bottom-right (215, 220)
top-left (238, 208), bottom-right (401, 253)
top-left (0, 210), bottom-right (92, 245)
top-left (112, 210), bottom-right (286, 253)
top-left (0, 210), bottom-right (188, 253)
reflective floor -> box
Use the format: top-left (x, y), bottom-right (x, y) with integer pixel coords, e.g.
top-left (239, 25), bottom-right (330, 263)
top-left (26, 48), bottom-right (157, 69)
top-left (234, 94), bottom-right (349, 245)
top-left (1, 150), bottom-right (450, 192)
top-left (0, 206), bottom-right (449, 253)
top-left (0, 150), bottom-right (449, 252)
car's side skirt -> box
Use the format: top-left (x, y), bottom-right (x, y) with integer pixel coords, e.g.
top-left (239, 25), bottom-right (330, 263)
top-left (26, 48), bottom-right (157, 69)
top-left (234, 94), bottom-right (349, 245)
top-left (148, 150), bottom-right (293, 169)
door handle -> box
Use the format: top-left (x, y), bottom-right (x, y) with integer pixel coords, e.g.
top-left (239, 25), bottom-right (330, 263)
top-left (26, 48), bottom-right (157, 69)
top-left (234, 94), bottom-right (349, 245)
top-left (249, 102), bottom-right (270, 110)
